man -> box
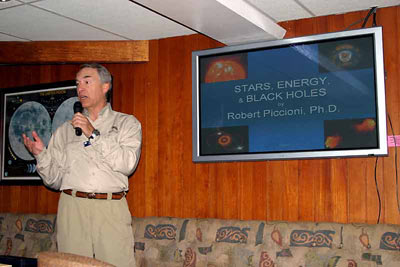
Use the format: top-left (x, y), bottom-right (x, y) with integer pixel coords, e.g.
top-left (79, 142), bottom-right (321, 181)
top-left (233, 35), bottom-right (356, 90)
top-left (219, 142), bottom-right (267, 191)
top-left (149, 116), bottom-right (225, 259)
top-left (22, 63), bottom-right (141, 267)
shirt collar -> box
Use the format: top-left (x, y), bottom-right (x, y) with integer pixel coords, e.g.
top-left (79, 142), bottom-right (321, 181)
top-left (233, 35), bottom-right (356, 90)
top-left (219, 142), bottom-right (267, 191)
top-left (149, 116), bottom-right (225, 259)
top-left (83, 103), bottom-right (112, 120)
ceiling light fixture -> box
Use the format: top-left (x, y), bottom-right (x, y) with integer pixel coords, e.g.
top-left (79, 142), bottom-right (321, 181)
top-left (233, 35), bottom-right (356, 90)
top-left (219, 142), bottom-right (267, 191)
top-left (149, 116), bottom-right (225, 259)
top-left (0, 0), bottom-right (12, 2)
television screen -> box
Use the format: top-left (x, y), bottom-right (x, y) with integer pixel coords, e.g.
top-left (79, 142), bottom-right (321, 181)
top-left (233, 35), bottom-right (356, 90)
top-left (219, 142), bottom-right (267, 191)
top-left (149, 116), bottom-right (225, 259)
top-left (192, 27), bottom-right (387, 162)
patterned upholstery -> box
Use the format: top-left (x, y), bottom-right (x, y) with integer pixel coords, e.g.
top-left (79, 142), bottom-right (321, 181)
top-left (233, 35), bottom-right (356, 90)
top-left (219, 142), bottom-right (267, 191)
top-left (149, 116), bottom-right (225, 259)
top-left (1, 213), bottom-right (400, 266)
top-left (37, 252), bottom-right (114, 266)
top-left (132, 218), bottom-right (400, 266)
top-left (0, 213), bottom-right (57, 258)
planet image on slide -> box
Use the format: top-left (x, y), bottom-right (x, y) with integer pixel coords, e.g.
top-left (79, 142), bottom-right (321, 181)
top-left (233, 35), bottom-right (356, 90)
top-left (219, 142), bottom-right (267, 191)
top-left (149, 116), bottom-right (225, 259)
top-left (8, 101), bottom-right (52, 161)
top-left (52, 96), bottom-right (79, 133)
top-left (202, 53), bottom-right (248, 83)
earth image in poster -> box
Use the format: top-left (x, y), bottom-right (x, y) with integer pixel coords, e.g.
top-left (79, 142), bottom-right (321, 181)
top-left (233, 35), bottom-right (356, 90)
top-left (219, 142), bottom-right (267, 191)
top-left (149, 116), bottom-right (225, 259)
top-left (8, 101), bottom-right (52, 161)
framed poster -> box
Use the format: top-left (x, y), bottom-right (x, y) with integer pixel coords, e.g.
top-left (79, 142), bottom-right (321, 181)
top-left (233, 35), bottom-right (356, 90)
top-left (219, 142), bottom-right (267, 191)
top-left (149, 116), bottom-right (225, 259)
top-left (0, 80), bottom-right (77, 184)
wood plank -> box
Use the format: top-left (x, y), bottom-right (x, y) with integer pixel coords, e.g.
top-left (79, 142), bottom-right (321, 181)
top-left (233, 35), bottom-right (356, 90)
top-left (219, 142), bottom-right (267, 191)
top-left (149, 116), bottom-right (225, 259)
top-left (239, 162), bottom-right (254, 220)
top-left (142, 40), bottom-right (160, 217)
top-left (314, 160), bottom-right (332, 222)
top-left (379, 6), bottom-right (400, 225)
top-left (366, 157), bottom-right (384, 224)
top-left (266, 161), bottom-right (285, 221)
top-left (182, 36), bottom-right (198, 218)
top-left (298, 160), bottom-right (315, 222)
top-left (347, 158), bottom-right (367, 223)
top-left (282, 161), bottom-right (299, 221)
top-left (219, 162), bottom-right (240, 219)
top-left (0, 41), bottom-right (149, 64)
top-left (253, 162), bottom-right (268, 220)
top-left (330, 159), bottom-right (348, 223)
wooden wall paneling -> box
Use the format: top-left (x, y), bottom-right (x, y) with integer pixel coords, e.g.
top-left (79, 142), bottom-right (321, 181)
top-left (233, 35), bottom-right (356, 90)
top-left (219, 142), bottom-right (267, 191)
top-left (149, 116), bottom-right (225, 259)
top-left (19, 186), bottom-right (30, 213)
top-left (279, 20), bottom-right (296, 39)
top-left (194, 162), bottom-right (210, 218)
top-left (168, 36), bottom-right (187, 219)
top-left (313, 160), bottom-right (332, 222)
top-left (112, 62), bottom-right (148, 217)
top-left (282, 161), bottom-right (299, 221)
top-left (156, 37), bottom-right (187, 218)
top-left (367, 157), bottom-right (385, 224)
top-left (191, 35), bottom-right (217, 219)
top-left (226, 162), bottom-right (240, 219)
top-left (343, 10), bottom-right (378, 224)
top-left (330, 159), bottom-right (349, 223)
top-left (155, 38), bottom-right (171, 217)
top-left (298, 160), bottom-right (316, 222)
top-left (190, 35), bottom-right (224, 219)
top-left (207, 164), bottom-right (219, 219)
top-left (0, 41), bottom-right (149, 64)
top-left (8, 186), bottom-right (21, 212)
top-left (181, 35), bottom-right (200, 219)
top-left (239, 162), bottom-right (254, 220)
top-left (266, 161), bottom-right (285, 220)
top-left (380, 6), bottom-right (400, 224)
top-left (216, 162), bottom-right (240, 219)
top-left (253, 162), bottom-right (269, 220)
top-left (1, 187), bottom-right (11, 212)
top-left (27, 186), bottom-right (38, 213)
top-left (0, 187), bottom-right (3, 212)
top-left (347, 158), bottom-right (368, 223)
top-left (366, 157), bottom-right (383, 225)
top-left (130, 62), bottom-right (148, 218)
top-left (35, 186), bottom-right (48, 214)
top-left (141, 40), bottom-right (161, 217)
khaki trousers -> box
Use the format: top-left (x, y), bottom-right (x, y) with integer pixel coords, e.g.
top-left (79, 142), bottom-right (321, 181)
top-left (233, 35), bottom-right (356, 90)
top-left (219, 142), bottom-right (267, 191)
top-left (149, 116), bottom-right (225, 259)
top-left (57, 192), bottom-right (136, 267)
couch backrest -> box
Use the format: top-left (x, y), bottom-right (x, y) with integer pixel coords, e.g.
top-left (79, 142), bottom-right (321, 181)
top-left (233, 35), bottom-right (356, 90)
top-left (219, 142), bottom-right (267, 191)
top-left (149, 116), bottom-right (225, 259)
top-left (132, 217), bottom-right (400, 266)
top-left (0, 213), bottom-right (57, 258)
top-left (1, 213), bottom-right (400, 266)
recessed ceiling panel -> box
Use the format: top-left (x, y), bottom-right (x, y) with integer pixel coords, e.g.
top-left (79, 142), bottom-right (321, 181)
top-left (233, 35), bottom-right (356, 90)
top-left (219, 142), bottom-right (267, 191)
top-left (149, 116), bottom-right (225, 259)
top-left (299, 0), bottom-right (400, 16)
top-left (0, 1), bottom-right (22, 9)
top-left (247, 0), bottom-right (313, 22)
top-left (0, 5), bottom-right (126, 41)
top-left (31, 0), bottom-right (195, 40)
top-left (0, 32), bottom-right (27, 41)
top-left (134, 0), bottom-right (285, 45)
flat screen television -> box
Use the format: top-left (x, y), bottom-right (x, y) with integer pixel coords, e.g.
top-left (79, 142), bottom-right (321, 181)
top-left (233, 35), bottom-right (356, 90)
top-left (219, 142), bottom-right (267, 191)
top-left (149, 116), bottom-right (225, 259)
top-left (192, 27), bottom-right (387, 162)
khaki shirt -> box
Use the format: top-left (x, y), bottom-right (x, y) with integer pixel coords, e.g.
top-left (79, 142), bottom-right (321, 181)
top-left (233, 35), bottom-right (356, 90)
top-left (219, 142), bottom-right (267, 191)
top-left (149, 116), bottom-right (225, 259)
top-left (35, 103), bottom-right (142, 192)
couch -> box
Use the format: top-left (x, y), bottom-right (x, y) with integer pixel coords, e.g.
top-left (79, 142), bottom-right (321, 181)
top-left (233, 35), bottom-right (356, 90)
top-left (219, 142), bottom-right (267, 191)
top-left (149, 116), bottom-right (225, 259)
top-left (1, 212), bottom-right (400, 266)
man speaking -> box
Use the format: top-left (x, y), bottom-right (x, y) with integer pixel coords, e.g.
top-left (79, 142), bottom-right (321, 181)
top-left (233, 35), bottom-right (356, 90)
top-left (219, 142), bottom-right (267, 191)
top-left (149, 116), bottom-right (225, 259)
top-left (22, 63), bottom-right (142, 267)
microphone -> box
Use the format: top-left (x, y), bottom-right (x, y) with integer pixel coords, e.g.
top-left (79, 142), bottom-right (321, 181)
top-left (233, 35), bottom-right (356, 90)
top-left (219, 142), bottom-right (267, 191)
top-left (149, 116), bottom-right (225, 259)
top-left (73, 101), bottom-right (83, 136)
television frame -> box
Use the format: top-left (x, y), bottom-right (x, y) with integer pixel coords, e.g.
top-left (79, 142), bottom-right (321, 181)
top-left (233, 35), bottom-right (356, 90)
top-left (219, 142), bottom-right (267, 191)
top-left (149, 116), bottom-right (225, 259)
top-left (192, 27), bottom-right (387, 163)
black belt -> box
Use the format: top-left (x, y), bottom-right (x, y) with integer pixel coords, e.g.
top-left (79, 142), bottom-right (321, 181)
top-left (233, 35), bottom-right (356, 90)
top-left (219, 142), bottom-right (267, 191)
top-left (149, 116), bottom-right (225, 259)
top-left (62, 189), bottom-right (126, 200)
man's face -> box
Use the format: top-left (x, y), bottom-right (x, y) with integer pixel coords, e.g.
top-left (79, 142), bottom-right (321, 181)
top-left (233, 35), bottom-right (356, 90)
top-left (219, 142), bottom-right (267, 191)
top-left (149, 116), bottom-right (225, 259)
top-left (75, 67), bottom-right (109, 109)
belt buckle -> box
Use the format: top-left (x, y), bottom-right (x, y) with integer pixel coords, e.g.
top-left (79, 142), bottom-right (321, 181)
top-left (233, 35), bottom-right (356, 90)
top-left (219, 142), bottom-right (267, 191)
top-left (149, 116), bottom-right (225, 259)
top-left (87, 193), bottom-right (96, 199)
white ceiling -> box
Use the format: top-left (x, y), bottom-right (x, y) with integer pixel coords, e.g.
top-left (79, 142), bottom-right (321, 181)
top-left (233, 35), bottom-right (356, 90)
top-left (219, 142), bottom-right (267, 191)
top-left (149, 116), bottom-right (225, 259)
top-left (0, 0), bottom-right (399, 45)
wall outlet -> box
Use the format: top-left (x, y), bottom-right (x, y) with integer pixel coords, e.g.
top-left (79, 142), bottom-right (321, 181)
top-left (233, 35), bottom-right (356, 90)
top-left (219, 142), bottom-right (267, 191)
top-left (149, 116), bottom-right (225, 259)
top-left (388, 135), bottom-right (400, 147)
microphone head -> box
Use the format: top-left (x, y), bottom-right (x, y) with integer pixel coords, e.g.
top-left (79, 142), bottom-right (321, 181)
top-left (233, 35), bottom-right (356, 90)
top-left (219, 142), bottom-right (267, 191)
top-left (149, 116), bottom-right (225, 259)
top-left (73, 101), bottom-right (83, 113)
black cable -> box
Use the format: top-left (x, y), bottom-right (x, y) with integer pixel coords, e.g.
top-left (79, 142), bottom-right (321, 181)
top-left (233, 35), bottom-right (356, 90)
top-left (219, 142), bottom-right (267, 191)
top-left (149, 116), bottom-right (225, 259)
top-left (388, 114), bottom-right (400, 214)
top-left (362, 7), bottom-right (378, 28)
top-left (344, 6), bottom-right (378, 30)
top-left (344, 18), bottom-right (365, 31)
top-left (375, 156), bottom-right (381, 224)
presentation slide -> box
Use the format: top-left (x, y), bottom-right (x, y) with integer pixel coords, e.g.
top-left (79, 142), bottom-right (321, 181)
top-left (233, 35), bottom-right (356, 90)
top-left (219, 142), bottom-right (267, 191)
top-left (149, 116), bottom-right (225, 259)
top-left (199, 36), bottom-right (378, 155)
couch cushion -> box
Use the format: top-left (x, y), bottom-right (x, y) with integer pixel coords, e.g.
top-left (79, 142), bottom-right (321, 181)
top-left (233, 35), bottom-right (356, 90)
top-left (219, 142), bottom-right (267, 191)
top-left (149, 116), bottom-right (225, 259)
top-left (0, 213), bottom-right (57, 258)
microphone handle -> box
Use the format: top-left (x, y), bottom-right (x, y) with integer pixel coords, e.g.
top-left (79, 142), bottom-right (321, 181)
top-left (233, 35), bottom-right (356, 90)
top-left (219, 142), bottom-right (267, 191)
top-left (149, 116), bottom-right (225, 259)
top-left (75, 127), bottom-right (82, 136)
